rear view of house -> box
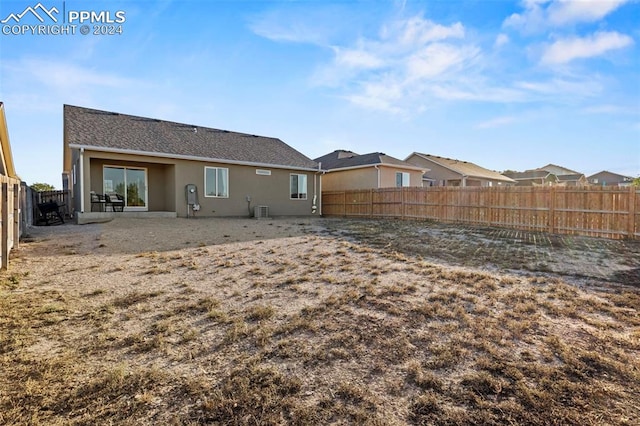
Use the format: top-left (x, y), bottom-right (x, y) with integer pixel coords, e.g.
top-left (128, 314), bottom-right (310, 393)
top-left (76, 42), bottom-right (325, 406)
top-left (63, 105), bottom-right (320, 222)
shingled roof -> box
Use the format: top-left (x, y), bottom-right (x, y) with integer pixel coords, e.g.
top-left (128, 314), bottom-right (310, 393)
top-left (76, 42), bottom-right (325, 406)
top-left (409, 153), bottom-right (515, 183)
top-left (315, 150), bottom-right (423, 171)
top-left (503, 170), bottom-right (554, 180)
top-left (64, 105), bottom-right (318, 170)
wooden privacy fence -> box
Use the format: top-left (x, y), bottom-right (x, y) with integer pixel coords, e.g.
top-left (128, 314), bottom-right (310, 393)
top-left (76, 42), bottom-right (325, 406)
top-left (0, 175), bottom-right (21, 269)
top-left (322, 186), bottom-right (640, 240)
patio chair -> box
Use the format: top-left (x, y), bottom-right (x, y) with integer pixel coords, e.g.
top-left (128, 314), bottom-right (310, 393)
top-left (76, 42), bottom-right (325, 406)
top-left (105, 193), bottom-right (125, 212)
top-left (90, 191), bottom-right (106, 212)
top-left (36, 200), bottom-right (65, 225)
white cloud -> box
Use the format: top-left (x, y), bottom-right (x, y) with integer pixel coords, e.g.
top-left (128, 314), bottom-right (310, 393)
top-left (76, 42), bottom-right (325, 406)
top-left (504, 0), bottom-right (629, 33)
top-left (515, 76), bottom-right (603, 98)
top-left (248, 7), bottom-right (344, 45)
top-left (255, 6), bottom-right (634, 115)
top-left (494, 33), bottom-right (510, 48)
top-left (547, 0), bottom-right (629, 25)
top-left (0, 57), bottom-right (150, 117)
top-left (581, 104), bottom-right (638, 115)
top-left (249, 19), bottom-right (325, 44)
top-left (406, 43), bottom-right (479, 80)
top-left (309, 15), bottom-right (480, 113)
top-left (385, 16), bottom-right (465, 46)
top-left (503, 0), bottom-right (548, 34)
top-left (6, 58), bottom-right (135, 92)
top-left (333, 45), bottom-right (385, 69)
top-left (541, 31), bottom-right (633, 64)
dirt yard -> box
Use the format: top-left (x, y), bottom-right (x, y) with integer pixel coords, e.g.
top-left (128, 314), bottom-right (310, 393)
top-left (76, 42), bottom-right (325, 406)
top-left (1, 217), bottom-right (639, 425)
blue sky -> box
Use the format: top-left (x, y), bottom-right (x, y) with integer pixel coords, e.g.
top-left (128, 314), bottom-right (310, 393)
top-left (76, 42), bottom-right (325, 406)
top-left (1, 0), bottom-right (638, 188)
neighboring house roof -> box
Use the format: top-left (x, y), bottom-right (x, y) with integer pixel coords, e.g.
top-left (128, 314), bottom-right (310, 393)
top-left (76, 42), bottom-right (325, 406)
top-left (407, 153), bottom-right (515, 183)
top-left (587, 171), bottom-right (634, 184)
top-left (315, 150), bottom-right (424, 172)
top-left (314, 150), bottom-right (359, 169)
top-left (503, 170), bottom-right (554, 180)
top-left (556, 173), bottom-right (585, 182)
top-left (64, 105), bottom-right (318, 171)
top-left (0, 102), bottom-right (17, 178)
top-left (537, 163), bottom-right (580, 176)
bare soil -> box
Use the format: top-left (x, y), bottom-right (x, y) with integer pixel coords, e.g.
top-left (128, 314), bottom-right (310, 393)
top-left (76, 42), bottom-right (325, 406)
top-left (1, 217), bottom-right (639, 425)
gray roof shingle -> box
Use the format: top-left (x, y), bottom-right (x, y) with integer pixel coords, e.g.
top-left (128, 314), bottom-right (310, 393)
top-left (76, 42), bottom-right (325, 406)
top-left (64, 105), bottom-right (318, 170)
top-left (409, 153), bottom-right (515, 183)
top-left (314, 150), bottom-right (422, 171)
top-left (503, 170), bottom-right (553, 180)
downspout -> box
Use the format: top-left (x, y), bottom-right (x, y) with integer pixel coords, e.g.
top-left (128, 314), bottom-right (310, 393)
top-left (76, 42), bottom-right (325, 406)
top-left (79, 148), bottom-right (85, 213)
top-left (313, 162), bottom-right (321, 215)
top-left (374, 164), bottom-right (380, 188)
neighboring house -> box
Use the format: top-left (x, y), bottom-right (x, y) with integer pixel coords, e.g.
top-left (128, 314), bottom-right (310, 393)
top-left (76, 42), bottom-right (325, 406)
top-left (536, 163), bottom-right (580, 176)
top-left (405, 153), bottom-right (515, 187)
top-left (587, 171), bottom-right (635, 187)
top-left (535, 164), bottom-right (586, 186)
top-left (314, 150), bottom-right (426, 191)
top-left (502, 170), bottom-right (559, 186)
top-left (63, 105), bottom-right (320, 222)
top-left (556, 173), bottom-right (588, 186)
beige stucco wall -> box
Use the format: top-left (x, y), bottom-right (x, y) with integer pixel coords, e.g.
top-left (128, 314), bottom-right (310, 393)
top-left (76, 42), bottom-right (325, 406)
top-left (321, 166), bottom-right (424, 191)
top-left (321, 168), bottom-right (378, 191)
top-left (175, 159), bottom-right (317, 217)
top-left (378, 166), bottom-right (424, 188)
top-left (76, 149), bottom-right (319, 217)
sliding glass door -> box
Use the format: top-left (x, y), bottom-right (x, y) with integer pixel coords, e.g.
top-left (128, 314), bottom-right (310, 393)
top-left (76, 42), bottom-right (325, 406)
top-left (103, 166), bottom-right (148, 211)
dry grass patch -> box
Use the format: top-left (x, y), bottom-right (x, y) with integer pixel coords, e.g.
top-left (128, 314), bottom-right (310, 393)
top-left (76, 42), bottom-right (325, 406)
top-left (1, 218), bottom-right (639, 425)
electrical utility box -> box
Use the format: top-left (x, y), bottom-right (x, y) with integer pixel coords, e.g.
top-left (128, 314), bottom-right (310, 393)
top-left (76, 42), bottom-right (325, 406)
top-left (185, 184), bottom-right (200, 217)
top-left (186, 184), bottom-right (198, 205)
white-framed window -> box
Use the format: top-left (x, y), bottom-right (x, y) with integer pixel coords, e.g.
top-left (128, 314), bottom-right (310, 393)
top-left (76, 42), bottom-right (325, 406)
top-left (396, 172), bottom-right (410, 187)
top-left (205, 167), bottom-right (229, 197)
top-left (290, 174), bottom-right (307, 199)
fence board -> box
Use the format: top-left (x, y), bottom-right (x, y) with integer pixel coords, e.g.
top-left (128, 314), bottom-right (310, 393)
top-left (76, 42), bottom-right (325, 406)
top-left (322, 186), bottom-right (639, 240)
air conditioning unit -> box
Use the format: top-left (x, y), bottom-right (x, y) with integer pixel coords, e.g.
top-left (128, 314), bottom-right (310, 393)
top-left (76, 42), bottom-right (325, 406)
top-left (254, 205), bottom-right (269, 219)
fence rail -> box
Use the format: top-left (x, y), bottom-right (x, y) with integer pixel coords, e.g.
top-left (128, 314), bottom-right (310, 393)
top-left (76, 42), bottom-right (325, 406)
top-left (322, 186), bottom-right (639, 240)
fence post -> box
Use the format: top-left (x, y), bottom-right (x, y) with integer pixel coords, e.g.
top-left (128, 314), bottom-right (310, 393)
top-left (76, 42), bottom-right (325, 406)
top-left (369, 189), bottom-right (373, 218)
top-left (13, 183), bottom-right (19, 250)
top-left (2, 182), bottom-right (8, 270)
top-left (628, 186), bottom-right (637, 239)
top-left (548, 186), bottom-right (556, 235)
top-left (342, 191), bottom-right (346, 218)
